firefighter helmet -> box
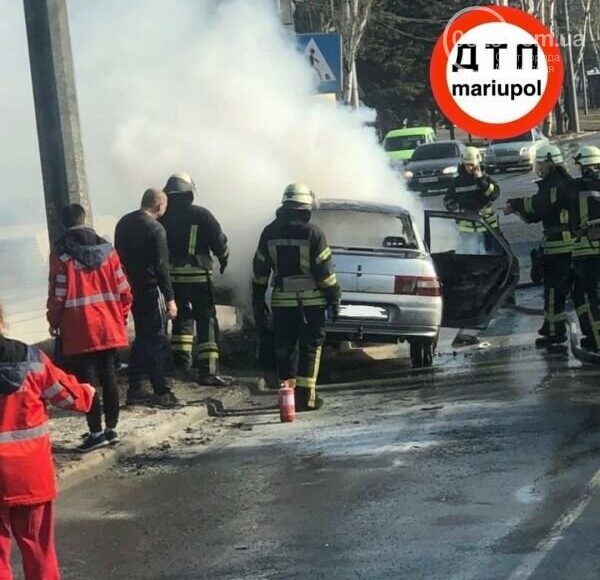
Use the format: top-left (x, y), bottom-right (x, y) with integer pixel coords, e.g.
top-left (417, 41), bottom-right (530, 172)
top-left (164, 172), bottom-right (196, 195)
top-left (574, 145), bottom-right (600, 166)
top-left (461, 146), bottom-right (481, 165)
top-left (281, 183), bottom-right (315, 209)
top-left (535, 144), bottom-right (563, 164)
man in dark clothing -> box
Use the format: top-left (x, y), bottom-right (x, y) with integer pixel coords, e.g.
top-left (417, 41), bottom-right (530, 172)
top-left (252, 183), bottom-right (341, 411)
top-left (114, 188), bottom-right (182, 408)
top-left (504, 144), bottom-right (588, 347)
top-left (47, 204), bottom-right (132, 452)
top-left (159, 173), bottom-right (232, 386)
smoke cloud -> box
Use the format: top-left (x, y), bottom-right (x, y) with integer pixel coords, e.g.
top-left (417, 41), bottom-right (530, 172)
top-left (1, 0), bottom-right (418, 334)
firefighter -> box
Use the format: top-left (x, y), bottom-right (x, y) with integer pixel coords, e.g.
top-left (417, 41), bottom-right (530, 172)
top-left (160, 173), bottom-right (233, 386)
top-left (252, 183), bottom-right (341, 411)
top-left (444, 145), bottom-right (501, 249)
top-left (568, 145), bottom-right (600, 352)
top-left (504, 144), bottom-right (575, 347)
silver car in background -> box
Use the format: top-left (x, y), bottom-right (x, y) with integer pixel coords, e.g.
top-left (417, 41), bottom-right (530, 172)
top-left (312, 200), bottom-right (519, 367)
top-left (486, 127), bottom-right (548, 173)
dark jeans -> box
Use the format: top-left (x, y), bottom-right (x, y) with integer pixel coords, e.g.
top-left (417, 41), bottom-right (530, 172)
top-left (129, 288), bottom-right (169, 395)
top-left (70, 349), bottom-right (119, 433)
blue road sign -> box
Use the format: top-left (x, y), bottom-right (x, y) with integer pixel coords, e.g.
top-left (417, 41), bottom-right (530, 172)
top-left (296, 33), bottom-right (343, 94)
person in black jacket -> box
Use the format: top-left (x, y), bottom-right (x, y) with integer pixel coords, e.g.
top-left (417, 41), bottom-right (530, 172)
top-left (504, 144), bottom-right (586, 347)
top-left (252, 183), bottom-right (341, 411)
top-left (160, 173), bottom-right (232, 386)
top-left (115, 188), bottom-right (182, 408)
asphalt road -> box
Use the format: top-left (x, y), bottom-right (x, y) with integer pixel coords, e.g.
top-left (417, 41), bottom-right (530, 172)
top-left (43, 290), bottom-right (600, 580)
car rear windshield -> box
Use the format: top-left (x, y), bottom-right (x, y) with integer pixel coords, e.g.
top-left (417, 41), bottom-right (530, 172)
top-left (410, 143), bottom-right (459, 161)
top-left (384, 136), bottom-right (426, 151)
top-left (311, 209), bottom-right (419, 250)
top-left (491, 132), bottom-right (532, 144)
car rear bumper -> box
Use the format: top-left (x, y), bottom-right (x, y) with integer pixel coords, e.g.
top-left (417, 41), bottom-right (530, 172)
top-left (325, 293), bottom-right (442, 343)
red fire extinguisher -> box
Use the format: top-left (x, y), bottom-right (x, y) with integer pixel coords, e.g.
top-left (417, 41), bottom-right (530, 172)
top-left (278, 379), bottom-right (296, 423)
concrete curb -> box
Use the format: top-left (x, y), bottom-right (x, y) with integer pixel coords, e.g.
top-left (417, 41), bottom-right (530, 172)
top-left (56, 383), bottom-right (254, 493)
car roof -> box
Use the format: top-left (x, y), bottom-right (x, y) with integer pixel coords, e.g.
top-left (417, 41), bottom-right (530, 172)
top-left (317, 199), bottom-right (410, 217)
top-left (385, 127), bottom-right (434, 138)
top-left (415, 140), bottom-right (462, 146)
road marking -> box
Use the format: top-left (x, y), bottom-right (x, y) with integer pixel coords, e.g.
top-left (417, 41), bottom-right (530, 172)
top-left (507, 468), bottom-right (600, 580)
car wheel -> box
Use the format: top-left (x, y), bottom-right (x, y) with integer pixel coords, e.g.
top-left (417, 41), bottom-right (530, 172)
top-left (409, 340), bottom-right (435, 369)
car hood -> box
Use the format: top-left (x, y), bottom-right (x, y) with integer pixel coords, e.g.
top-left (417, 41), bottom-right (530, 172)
top-left (387, 150), bottom-right (414, 161)
top-left (405, 158), bottom-right (459, 171)
top-left (488, 140), bottom-right (533, 152)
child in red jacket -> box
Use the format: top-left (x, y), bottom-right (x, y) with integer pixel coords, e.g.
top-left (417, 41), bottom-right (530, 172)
top-left (0, 304), bottom-right (95, 580)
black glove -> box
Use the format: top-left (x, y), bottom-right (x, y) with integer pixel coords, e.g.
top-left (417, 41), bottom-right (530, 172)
top-left (219, 256), bottom-right (228, 275)
top-left (328, 302), bottom-right (341, 323)
top-left (444, 197), bottom-right (459, 212)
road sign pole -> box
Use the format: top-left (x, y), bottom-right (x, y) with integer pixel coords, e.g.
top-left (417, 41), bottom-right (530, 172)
top-left (23, 0), bottom-right (92, 243)
top-left (563, 0), bottom-right (581, 133)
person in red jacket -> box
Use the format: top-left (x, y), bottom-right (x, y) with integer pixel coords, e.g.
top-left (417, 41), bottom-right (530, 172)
top-left (0, 304), bottom-right (95, 580)
top-left (46, 204), bottom-right (132, 453)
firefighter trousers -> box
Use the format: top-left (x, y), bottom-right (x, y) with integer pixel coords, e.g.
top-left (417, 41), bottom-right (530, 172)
top-left (539, 253), bottom-right (571, 339)
top-left (573, 256), bottom-right (600, 350)
top-left (171, 282), bottom-right (221, 376)
top-left (272, 306), bottom-right (326, 410)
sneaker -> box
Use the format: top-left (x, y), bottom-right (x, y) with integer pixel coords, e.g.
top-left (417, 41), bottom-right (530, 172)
top-left (198, 374), bottom-right (234, 387)
top-left (104, 429), bottom-right (120, 445)
top-left (77, 433), bottom-right (109, 453)
top-left (126, 388), bottom-right (155, 406)
top-left (153, 391), bottom-right (186, 408)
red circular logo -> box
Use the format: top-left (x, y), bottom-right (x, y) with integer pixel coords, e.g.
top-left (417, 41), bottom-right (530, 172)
top-left (430, 5), bottom-right (564, 139)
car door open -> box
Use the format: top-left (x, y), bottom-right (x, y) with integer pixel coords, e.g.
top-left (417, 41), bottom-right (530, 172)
top-left (424, 210), bottom-right (519, 329)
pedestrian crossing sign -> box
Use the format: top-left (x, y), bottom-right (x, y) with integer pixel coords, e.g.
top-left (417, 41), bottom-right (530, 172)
top-left (296, 33), bottom-right (343, 94)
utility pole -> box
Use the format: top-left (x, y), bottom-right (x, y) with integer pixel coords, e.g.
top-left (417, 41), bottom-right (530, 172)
top-left (581, 59), bottom-right (589, 116)
top-left (23, 0), bottom-right (92, 243)
top-left (276, 0), bottom-right (295, 32)
top-left (563, 0), bottom-right (581, 133)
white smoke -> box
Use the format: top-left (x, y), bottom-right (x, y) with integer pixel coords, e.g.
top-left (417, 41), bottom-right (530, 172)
top-left (67, 0), bottom-right (418, 307)
top-left (0, 0), bottom-right (418, 330)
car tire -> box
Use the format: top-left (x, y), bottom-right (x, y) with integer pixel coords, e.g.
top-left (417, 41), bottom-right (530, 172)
top-left (409, 339), bottom-right (435, 369)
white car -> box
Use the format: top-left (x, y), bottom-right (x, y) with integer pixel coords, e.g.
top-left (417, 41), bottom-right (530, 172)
top-left (485, 128), bottom-right (549, 172)
top-left (310, 200), bottom-right (519, 367)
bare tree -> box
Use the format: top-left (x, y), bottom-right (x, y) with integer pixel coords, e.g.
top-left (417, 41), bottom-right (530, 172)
top-left (334, 0), bottom-right (378, 107)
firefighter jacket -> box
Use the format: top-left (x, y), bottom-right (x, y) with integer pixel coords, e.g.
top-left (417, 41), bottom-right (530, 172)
top-left (508, 166), bottom-right (573, 256)
top-left (566, 175), bottom-right (600, 259)
top-left (47, 226), bottom-right (132, 356)
top-left (252, 207), bottom-right (341, 308)
top-left (0, 337), bottom-right (94, 506)
top-left (444, 165), bottom-right (500, 232)
top-left (159, 193), bottom-right (229, 284)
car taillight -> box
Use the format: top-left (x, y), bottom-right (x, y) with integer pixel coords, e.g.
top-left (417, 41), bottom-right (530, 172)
top-left (394, 276), bottom-right (441, 296)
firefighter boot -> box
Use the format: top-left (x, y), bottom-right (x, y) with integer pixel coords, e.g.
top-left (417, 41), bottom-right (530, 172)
top-left (294, 385), bottom-right (324, 412)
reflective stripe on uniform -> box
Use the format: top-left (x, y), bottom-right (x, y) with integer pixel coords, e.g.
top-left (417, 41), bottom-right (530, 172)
top-left (483, 183), bottom-right (495, 197)
top-left (188, 225), bottom-right (198, 255)
top-left (55, 395), bottom-right (75, 409)
top-left (253, 275), bottom-right (269, 285)
top-left (55, 288), bottom-right (67, 297)
top-left (172, 334), bottom-right (194, 353)
top-left (43, 382), bottom-right (63, 399)
top-left (318, 273), bottom-right (338, 289)
top-left (296, 346), bottom-right (323, 408)
top-left (550, 186), bottom-right (557, 204)
top-left (55, 274), bottom-right (67, 283)
top-left (300, 245), bottom-right (310, 274)
top-left (64, 292), bottom-right (120, 308)
top-left (255, 250), bottom-right (267, 263)
top-left (271, 289), bottom-right (327, 307)
top-left (117, 280), bottom-right (130, 292)
top-left (455, 185), bottom-right (478, 192)
top-left (316, 247), bottom-right (332, 264)
top-left (523, 197), bottom-right (534, 213)
top-left (170, 266), bottom-right (211, 284)
top-left (0, 423), bottom-right (50, 444)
